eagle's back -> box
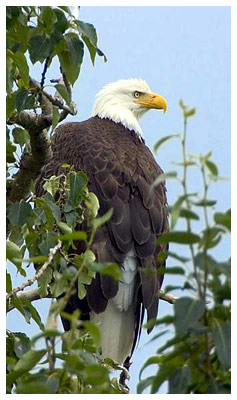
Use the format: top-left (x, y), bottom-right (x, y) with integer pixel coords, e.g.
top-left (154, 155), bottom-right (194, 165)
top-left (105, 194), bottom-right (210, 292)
top-left (35, 116), bottom-right (168, 361)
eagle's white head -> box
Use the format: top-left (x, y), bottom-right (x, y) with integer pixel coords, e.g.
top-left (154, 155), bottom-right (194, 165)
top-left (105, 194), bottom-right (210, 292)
top-left (91, 78), bottom-right (167, 137)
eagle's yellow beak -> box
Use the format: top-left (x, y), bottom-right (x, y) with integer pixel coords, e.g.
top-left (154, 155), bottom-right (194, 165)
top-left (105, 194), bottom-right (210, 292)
top-left (135, 92), bottom-right (167, 113)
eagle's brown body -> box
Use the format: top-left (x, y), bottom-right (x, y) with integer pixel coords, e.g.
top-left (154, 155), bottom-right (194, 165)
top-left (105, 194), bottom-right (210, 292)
top-left (36, 116), bottom-right (168, 363)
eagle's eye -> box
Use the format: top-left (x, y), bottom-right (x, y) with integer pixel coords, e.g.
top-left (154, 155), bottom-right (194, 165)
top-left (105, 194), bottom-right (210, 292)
top-left (133, 91), bottom-right (141, 98)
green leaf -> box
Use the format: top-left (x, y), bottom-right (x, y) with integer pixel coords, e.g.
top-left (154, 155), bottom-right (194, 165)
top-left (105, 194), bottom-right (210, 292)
top-left (200, 227), bottom-right (223, 249)
top-left (184, 107), bottom-right (196, 117)
top-left (214, 209), bottom-right (231, 231)
top-left (29, 35), bottom-right (54, 64)
top-left (52, 106), bottom-right (61, 131)
top-left (75, 20), bottom-right (98, 65)
top-left (7, 201), bottom-right (32, 225)
top-left (45, 200), bottom-right (61, 224)
top-left (139, 356), bottom-right (160, 379)
top-left (6, 51), bottom-right (15, 94)
top-left (20, 298), bottom-right (44, 330)
top-left (69, 171), bottom-right (88, 206)
top-left (153, 134), bottom-right (180, 154)
top-left (151, 364), bottom-right (176, 394)
top-left (55, 84), bottom-right (71, 106)
top-left (88, 262), bottom-right (121, 281)
top-left (96, 46), bottom-right (107, 62)
top-left (6, 349), bottom-right (46, 386)
top-left (85, 192), bottom-right (100, 218)
top-left (93, 208), bottom-right (113, 229)
top-left (137, 376), bottom-right (155, 394)
top-left (152, 171), bottom-right (177, 188)
top-left (174, 297), bottom-right (206, 336)
top-left (204, 159), bottom-right (219, 176)
top-left (157, 231), bottom-right (200, 245)
top-left (194, 199), bottom-right (217, 207)
top-left (35, 198), bottom-right (54, 228)
top-left (6, 272), bottom-right (12, 293)
top-left (168, 365), bottom-right (191, 394)
top-left (194, 252), bottom-right (217, 272)
top-left (143, 315), bottom-right (174, 331)
top-left (6, 93), bottom-right (16, 118)
top-left (38, 232), bottom-right (58, 256)
top-left (179, 208), bottom-right (199, 220)
top-left (164, 267), bottom-right (185, 275)
top-left (59, 231), bottom-right (87, 242)
top-left (170, 193), bottom-right (196, 229)
top-left (40, 6), bottom-right (58, 30)
top-left (12, 51), bottom-right (29, 88)
top-left (43, 175), bottom-right (61, 197)
top-left (38, 267), bottom-right (53, 297)
top-left (212, 321), bottom-right (231, 369)
top-left (83, 321), bottom-right (101, 348)
top-left (58, 34), bottom-right (84, 85)
top-left (179, 99), bottom-right (187, 110)
top-left (13, 332), bottom-right (31, 358)
top-left (15, 89), bottom-right (35, 111)
top-left (6, 140), bottom-right (16, 164)
top-left (164, 284), bottom-right (183, 293)
top-left (76, 20), bottom-right (97, 46)
top-left (6, 241), bottom-right (25, 276)
top-left (54, 8), bottom-right (69, 33)
top-left (17, 381), bottom-right (52, 394)
top-left (12, 127), bottom-right (30, 147)
top-left (167, 251), bottom-right (190, 263)
top-left (57, 221), bottom-right (72, 234)
top-left (46, 373), bottom-right (60, 394)
top-left (81, 35), bottom-right (97, 65)
top-left (84, 364), bottom-right (109, 385)
top-left (78, 282), bottom-right (87, 299)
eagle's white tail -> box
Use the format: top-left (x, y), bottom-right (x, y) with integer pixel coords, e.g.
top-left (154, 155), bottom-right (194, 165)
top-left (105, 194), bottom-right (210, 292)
top-left (90, 250), bottom-right (137, 364)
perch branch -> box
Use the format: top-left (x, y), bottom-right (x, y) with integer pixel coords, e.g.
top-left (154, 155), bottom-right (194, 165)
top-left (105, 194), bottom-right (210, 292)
top-left (7, 284), bottom-right (178, 312)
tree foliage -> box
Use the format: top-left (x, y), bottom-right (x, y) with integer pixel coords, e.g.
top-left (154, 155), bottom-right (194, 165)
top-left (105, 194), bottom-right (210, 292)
top-left (138, 103), bottom-right (231, 394)
top-left (6, 6), bottom-right (230, 394)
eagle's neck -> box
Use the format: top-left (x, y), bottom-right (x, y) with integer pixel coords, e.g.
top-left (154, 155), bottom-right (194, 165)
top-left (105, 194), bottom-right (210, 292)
top-left (91, 104), bottom-right (143, 137)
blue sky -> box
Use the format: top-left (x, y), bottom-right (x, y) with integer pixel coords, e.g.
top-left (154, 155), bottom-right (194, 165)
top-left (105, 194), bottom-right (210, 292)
top-left (6, 6), bottom-right (231, 395)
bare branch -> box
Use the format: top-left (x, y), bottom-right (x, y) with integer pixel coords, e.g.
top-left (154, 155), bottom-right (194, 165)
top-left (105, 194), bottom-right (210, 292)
top-left (6, 240), bottom-right (62, 302)
top-left (7, 284), bottom-right (178, 312)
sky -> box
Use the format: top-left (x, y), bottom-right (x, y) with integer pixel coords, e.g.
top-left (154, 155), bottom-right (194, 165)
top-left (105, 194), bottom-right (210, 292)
top-left (6, 5), bottom-right (231, 395)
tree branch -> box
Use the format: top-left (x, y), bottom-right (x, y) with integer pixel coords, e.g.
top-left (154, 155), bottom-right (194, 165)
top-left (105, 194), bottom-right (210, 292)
top-left (7, 285), bottom-right (178, 312)
top-left (159, 290), bottom-right (178, 304)
top-left (6, 240), bottom-right (62, 302)
top-left (7, 77), bottom-right (76, 204)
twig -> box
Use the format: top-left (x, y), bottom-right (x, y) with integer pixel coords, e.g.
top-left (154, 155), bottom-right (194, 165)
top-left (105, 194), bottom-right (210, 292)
top-left (41, 58), bottom-right (49, 88)
top-left (6, 240), bottom-right (62, 301)
top-left (159, 290), bottom-right (178, 304)
top-left (181, 115), bottom-right (203, 298)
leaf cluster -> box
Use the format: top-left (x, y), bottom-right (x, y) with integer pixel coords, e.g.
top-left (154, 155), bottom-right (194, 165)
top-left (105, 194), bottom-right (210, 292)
top-left (6, 6), bottom-right (106, 124)
top-left (6, 166), bottom-right (122, 393)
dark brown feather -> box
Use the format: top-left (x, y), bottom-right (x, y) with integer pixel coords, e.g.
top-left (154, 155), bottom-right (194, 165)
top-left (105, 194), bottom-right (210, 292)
top-left (35, 116), bottom-right (169, 357)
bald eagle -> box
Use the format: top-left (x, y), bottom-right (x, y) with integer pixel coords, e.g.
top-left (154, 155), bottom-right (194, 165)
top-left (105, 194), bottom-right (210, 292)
top-left (36, 79), bottom-right (168, 367)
